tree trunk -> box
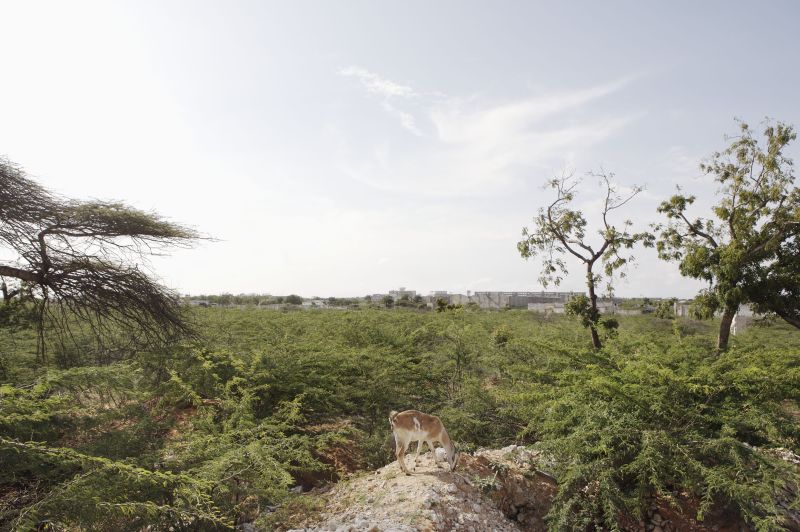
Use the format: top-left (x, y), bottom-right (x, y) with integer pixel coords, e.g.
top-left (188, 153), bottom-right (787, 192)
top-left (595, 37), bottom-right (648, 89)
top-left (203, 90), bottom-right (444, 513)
top-left (587, 265), bottom-right (602, 350)
top-left (717, 307), bottom-right (736, 351)
top-left (589, 325), bottom-right (602, 350)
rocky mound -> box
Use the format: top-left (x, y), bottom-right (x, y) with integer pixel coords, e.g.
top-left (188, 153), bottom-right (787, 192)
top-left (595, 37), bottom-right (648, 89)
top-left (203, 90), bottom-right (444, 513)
top-left (287, 445), bottom-right (556, 532)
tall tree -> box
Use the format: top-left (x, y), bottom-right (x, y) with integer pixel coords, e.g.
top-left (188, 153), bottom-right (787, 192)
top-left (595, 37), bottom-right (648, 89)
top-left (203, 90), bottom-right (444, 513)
top-left (654, 120), bottom-right (800, 350)
top-left (742, 231), bottom-right (800, 329)
top-left (518, 172), bottom-right (651, 349)
top-left (0, 158), bottom-right (199, 362)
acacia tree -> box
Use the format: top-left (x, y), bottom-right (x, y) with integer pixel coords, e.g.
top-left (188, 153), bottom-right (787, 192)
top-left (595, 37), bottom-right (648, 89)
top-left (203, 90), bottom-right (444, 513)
top-left (654, 120), bottom-right (800, 350)
top-left (0, 158), bottom-right (199, 362)
top-left (518, 172), bottom-right (651, 349)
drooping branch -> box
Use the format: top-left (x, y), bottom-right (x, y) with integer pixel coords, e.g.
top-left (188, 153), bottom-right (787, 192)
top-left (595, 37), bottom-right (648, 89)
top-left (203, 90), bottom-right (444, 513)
top-left (0, 157), bottom-right (202, 361)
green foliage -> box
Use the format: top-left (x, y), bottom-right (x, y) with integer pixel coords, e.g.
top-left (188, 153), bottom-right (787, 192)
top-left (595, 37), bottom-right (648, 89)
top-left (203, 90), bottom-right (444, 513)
top-left (518, 173), bottom-right (651, 291)
top-left (518, 172), bottom-right (652, 348)
top-left (565, 294), bottom-right (601, 329)
top-left (565, 294), bottom-right (618, 337)
top-left (653, 298), bottom-right (677, 319)
top-left (655, 120), bottom-right (800, 348)
top-left (491, 324), bottom-right (513, 347)
top-left (284, 294), bottom-right (304, 305)
top-left (534, 342), bottom-right (800, 531)
top-left (1, 308), bottom-right (799, 530)
top-left (473, 471), bottom-right (501, 494)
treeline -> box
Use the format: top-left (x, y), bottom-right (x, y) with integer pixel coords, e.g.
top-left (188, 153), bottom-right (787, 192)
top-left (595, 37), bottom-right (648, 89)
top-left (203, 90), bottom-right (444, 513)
top-left (184, 293), bottom-right (305, 306)
top-left (184, 293), bottom-right (430, 309)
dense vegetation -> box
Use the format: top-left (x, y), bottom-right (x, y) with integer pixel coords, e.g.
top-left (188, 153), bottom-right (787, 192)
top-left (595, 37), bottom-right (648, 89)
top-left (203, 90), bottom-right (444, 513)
top-left (1, 121), bottom-right (798, 530)
top-left (2, 307), bottom-right (798, 530)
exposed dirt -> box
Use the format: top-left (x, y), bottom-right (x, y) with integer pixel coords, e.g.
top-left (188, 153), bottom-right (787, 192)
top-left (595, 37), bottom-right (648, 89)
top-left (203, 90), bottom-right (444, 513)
top-left (286, 445), bottom-right (556, 532)
top-left (295, 421), bottom-right (369, 489)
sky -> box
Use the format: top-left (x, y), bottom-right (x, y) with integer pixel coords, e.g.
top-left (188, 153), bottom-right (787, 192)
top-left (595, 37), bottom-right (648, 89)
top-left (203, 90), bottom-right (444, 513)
top-left (1, 1), bottom-right (799, 298)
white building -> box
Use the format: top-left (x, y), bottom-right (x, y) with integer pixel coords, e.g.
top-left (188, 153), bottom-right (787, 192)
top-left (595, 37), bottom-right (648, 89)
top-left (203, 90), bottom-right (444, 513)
top-left (389, 287), bottom-right (417, 299)
top-left (475, 291), bottom-right (582, 310)
top-left (732, 304), bottom-right (756, 335)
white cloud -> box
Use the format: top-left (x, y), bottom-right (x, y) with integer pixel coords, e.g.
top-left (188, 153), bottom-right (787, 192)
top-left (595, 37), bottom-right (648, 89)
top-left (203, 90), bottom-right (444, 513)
top-left (339, 66), bottom-right (426, 135)
top-left (430, 76), bottom-right (634, 145)
top-left (381, 101), bottom-right (422, 136)
top-left (339, 66), bottom-right (417, 98)
top-left (338, 75), bottom-right (640, 196)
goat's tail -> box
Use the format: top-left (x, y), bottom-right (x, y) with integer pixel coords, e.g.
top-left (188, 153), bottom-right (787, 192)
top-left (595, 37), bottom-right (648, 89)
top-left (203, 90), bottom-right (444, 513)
top-left (389, 410), bottom-right (400, 426)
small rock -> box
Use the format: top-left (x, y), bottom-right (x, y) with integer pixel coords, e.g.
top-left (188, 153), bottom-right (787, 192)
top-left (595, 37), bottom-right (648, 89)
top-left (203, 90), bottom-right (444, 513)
top-left (423, 494), bottom-right (439, 508)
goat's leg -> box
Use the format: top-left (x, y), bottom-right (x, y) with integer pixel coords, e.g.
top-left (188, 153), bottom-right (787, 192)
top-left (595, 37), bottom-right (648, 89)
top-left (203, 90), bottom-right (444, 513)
top-left (395, 437), bottom-right (412, 475)
top-left (413, 440), bottom-right (424, 470)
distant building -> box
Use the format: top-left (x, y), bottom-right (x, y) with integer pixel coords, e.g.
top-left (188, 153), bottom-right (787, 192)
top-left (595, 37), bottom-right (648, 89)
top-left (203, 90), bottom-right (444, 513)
top-left (528, 297), bottom-right (623, 315)
top-left (528, 302), bottom-right (567, 314)
top-left (475, 291), bottom-right (582, 309)
top-left (674, 300), bottom-right (692, 318)
top-left (389, 287), bottom-right (417, 300)
top-left (673, 301), bottom-right (756, 334)
top-left (426, 291), bottom-right (452, 305)
top-left (187, 299), bottom-right (212, 307)
top-left (615, 308), bottom-right (643, 316)
top-left (732, 304), bottom-right (755, 335)
top-left (596, 299), bottom-right (618, 314)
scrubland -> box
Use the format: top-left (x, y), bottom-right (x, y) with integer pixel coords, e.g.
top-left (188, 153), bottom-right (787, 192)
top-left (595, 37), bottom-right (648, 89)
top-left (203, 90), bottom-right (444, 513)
top-left (2, 307), bottom-right (799, 530)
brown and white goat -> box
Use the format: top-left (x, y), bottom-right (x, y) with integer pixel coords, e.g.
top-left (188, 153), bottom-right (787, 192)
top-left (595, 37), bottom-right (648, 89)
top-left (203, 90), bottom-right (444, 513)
top-left (389, 409), bottom-right (458, 475)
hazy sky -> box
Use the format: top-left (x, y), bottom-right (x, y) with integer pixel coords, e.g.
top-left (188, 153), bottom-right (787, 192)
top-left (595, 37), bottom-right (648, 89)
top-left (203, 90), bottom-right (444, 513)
top-left (2, 1), bottom-right (799, 297)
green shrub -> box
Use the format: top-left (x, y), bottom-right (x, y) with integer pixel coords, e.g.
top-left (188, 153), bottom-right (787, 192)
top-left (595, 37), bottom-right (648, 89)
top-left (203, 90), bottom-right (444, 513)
top-left (1, 308), bottom-right (798, 529)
